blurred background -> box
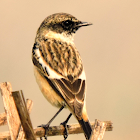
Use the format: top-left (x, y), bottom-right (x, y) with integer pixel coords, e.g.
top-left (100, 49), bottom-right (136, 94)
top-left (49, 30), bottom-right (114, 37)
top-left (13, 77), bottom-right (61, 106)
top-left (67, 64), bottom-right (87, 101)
top-left (0, 0), bottom-right (140, 140)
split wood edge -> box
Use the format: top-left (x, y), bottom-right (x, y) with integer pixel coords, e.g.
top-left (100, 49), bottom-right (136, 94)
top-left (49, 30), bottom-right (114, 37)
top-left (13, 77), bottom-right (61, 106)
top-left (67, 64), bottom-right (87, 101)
top-left (0, 100), bottom-right (33, 126)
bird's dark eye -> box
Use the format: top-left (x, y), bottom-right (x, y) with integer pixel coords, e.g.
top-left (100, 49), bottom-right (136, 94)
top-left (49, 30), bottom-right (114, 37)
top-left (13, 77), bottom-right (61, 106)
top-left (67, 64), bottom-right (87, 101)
top-left (62, 20), bottom-right (74, 29)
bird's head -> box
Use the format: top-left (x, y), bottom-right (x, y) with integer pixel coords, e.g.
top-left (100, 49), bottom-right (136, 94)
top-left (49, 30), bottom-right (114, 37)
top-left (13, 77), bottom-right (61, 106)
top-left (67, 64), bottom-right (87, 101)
top-left (37, 13), bottom-right (92, 36)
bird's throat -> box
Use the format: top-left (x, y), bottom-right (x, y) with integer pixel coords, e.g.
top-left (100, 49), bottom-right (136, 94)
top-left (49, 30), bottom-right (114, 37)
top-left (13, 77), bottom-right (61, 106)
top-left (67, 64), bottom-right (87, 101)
top-left (45, 31), bottom-right (74, 44)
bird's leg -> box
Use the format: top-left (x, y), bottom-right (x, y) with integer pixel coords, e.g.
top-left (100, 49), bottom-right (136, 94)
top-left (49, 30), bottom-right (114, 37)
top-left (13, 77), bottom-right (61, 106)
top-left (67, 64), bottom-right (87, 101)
top-left (38, 106), bottom-right (64, 140)
top-left (60, 113), bottom-right (72, 140)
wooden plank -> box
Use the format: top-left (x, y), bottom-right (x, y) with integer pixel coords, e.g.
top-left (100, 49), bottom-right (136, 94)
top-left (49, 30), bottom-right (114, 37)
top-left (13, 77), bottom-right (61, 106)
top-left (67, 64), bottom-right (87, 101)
top-left (0, 99), bottom-right (33, 126)
top-left (0, 99), bottom-right (33, 140)
top-left (0, 82), bottom-right (21, 140)
top-left (17, 99), bottom-right (33, 140)
top-left (12, 91), bottom-right (36, 140)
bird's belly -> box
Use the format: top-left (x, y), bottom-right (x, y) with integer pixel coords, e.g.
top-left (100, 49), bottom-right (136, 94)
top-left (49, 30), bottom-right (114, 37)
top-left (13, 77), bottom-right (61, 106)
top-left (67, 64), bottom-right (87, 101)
top-left (33, 67), bottom-right (65, 108)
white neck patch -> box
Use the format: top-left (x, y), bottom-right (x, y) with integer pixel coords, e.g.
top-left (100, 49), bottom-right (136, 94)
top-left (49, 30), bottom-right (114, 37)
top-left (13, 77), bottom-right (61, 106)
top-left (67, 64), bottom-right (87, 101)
top-left (45, 31), bottom-right (74, 44)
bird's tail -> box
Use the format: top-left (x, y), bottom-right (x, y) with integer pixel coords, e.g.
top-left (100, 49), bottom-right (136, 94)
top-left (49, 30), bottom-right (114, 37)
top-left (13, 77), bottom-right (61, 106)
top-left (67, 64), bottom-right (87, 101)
top-left (78, 119), bottom-right (93, 140)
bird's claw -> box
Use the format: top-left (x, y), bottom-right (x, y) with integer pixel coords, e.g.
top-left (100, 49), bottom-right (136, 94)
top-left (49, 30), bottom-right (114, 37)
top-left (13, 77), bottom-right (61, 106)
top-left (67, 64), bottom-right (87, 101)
top-left (61, 121), bottom-right (68, 140)
top-left (38, 124), bottom-right (50, 140)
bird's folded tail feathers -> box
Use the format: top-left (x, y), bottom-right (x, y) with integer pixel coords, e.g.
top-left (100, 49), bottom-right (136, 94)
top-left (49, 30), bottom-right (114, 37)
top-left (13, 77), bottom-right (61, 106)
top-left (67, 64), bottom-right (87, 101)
top-left (78, 119), bottom-right (93, 140)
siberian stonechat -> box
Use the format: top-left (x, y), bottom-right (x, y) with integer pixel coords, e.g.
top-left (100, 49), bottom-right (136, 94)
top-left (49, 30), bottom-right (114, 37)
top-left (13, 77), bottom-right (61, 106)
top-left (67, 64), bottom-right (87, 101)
top-left (32, 13), bottom-right (92, 140)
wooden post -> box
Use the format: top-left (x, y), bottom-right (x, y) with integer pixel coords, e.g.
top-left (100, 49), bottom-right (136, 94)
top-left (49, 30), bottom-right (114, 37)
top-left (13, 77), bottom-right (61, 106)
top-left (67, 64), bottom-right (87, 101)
top-left (12, 90), bottom-right (36, 140)
top-left (0, 82), bottom-right (21, 140)
top-left (0, 99), bottom-right (33, 140)
top-left (0, 82), bottom-right (35, 140)
top-left (0, 99), bottom-right (33, 127)
top-left (90, 119), bottom-right (107, 140)
top-left (14, 99), bottom-right (33, 140)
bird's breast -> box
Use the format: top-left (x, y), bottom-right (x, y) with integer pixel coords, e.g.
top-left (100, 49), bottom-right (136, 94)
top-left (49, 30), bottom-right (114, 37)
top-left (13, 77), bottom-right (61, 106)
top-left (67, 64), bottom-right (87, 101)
top-left (33, 66), bottom-right (65, 108)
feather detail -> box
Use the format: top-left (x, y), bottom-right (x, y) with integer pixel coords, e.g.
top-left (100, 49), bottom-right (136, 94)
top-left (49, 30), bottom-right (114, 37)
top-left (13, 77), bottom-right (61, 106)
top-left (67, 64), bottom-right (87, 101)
top-left (32, 37), bottom-right (86, 118)
top-left (32, 37), bottom-right (83, 82)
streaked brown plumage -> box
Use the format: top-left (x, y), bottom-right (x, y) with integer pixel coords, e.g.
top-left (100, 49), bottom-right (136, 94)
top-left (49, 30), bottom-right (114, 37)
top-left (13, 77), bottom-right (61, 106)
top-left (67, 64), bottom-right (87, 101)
top-left (32, 13), bottom-right (93, 140)
top-left (33, 38), bottom-right (83, 82)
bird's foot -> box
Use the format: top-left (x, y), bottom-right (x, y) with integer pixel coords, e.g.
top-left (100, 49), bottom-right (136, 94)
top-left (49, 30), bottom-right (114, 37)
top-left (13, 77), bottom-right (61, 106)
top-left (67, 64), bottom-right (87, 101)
top-left (60, 121), bottom-right (69, 140)
top-left (38, 124), bottom-right (50, 140)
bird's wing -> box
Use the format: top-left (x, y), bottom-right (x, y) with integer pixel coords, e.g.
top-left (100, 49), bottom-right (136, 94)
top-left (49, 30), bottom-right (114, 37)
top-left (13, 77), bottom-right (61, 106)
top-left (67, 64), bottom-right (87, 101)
top-left (32, 39), bottom-right (86, 118)
top-left (52, 78), bottom-right (86, 118)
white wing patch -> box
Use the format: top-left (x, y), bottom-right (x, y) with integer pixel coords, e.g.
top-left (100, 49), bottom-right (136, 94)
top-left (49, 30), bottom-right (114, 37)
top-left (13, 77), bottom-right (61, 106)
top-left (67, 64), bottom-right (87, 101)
top-left (35, 48), bottom-right (63, 79)
top-left (79, 69), bottom-right (86, 80)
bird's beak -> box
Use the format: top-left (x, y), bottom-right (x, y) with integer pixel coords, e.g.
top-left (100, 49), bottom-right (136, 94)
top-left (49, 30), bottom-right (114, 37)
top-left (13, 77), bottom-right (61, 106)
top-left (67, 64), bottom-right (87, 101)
top-left (77, 22), bottom-right (93, 28)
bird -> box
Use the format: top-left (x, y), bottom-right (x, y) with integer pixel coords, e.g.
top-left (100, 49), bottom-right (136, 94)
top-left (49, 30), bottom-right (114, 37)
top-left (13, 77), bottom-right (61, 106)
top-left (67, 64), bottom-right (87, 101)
top-left (32, 13), bottom-right (93, 140)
